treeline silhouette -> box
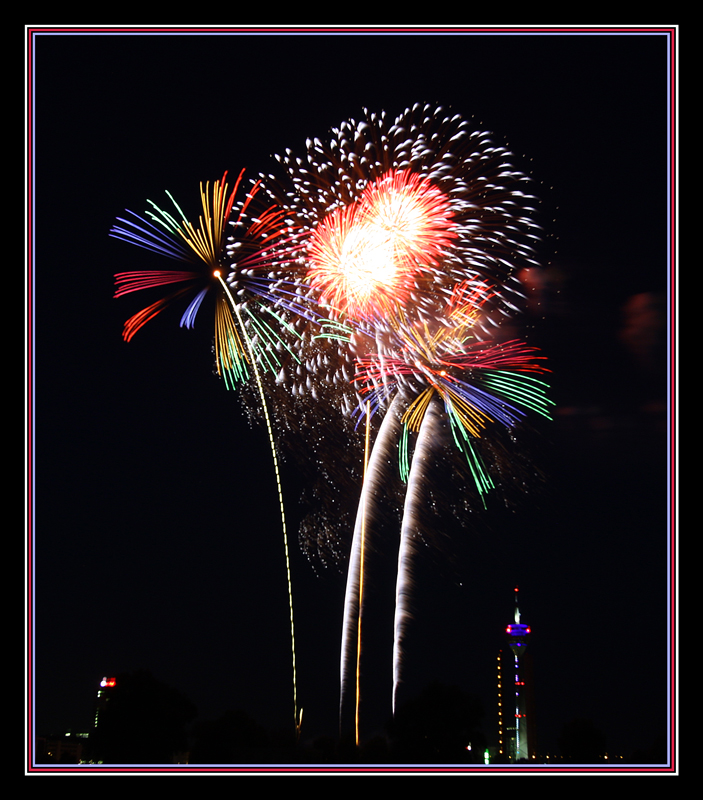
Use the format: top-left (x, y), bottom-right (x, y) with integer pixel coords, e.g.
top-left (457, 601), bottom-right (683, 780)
top-left (84, 671), bottom-right (486, 764)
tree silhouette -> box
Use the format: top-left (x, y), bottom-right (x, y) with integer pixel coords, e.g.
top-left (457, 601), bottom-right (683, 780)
top-left (386, 681), bottom-right (485, 763)
top-left (189, 709), bottom-right (271, 764)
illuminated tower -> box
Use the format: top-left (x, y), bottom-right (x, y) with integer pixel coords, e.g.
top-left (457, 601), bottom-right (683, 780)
top-left (93, 676), bottom-right (116, 729)
top-left (499, 588), bottom-right (536, 762)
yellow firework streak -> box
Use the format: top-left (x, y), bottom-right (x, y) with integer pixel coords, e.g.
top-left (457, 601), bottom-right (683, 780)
top-left (153, 172), bottom-right (241, 267)
top-left (355, 401), bottom-right (371, 746)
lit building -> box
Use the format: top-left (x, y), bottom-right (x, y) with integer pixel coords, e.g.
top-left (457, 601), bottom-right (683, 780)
top-left (94, 676), bottom-right (117, 729)
top-left (36, 732), bottom-right (90, 764)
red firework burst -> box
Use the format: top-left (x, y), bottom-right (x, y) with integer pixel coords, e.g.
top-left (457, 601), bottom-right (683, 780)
top-left (306, 170), bottom-right (456, 320)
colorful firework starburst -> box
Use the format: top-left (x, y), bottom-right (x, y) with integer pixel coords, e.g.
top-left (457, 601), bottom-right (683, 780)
top-left (353, 282), bottom-right (554, 501)
top-left (111, 170), bottom-right (299, 388)
top-left (307, 169), bottom-right (457, 320)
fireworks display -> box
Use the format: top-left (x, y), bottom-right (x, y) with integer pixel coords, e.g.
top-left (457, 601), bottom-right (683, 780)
top-left (248, 105), bottom-right (552, 731)
top-left (111, 105), bottom-right (552, 738)
top-left (240, 103), bottom-right (548, 504)
top-left (264, 104), bottom-right (540, 340)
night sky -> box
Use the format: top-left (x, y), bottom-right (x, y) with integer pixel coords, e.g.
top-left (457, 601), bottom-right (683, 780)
top-left (30, 28), bottom-right (673, 766)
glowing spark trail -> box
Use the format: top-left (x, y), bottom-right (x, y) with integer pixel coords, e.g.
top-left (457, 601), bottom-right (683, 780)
top-left (217, 275), bottom-right (302, 735)
top-left (354, 401), bottom-right (371, 746)
top-left (339, 395), bottom-right (403, 734)
top-left (393, 396), bottom-right (441, 714)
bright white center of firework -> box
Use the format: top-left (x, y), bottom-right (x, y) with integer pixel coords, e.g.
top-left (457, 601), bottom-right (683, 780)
top-left (337, 224), bottom-right (397, 294)
top-left (307, 170), bottom-right (456, 319)
top-left (364, 183), bottom-right (427, 252)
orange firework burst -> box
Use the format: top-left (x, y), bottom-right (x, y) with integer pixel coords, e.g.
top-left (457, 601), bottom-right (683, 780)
top-left (306, 170), bottom-right (456, 320)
